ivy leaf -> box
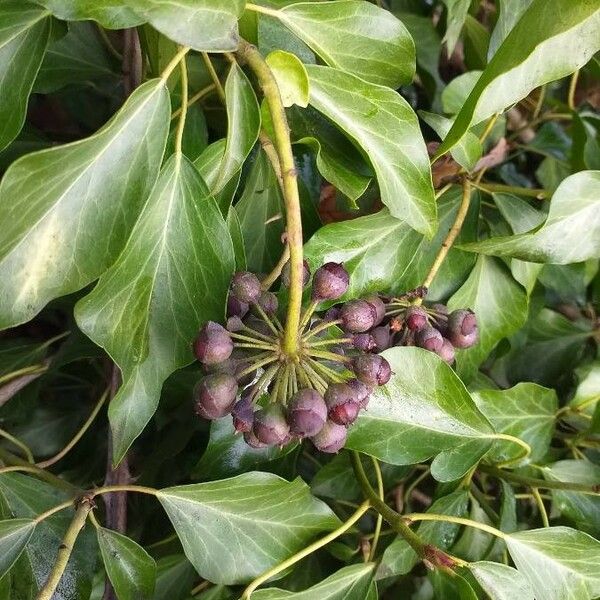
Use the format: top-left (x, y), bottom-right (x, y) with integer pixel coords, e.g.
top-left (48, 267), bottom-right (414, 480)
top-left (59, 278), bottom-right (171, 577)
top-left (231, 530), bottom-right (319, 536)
top-left (441, 0), bottom-right (471, 56)
top-left (0, 2), bottom-right (52, 151)
top-left (251, 563), bottom-right (375, 599)
top-left (467, 562), bottom-right (534, 600)
top-left (542, 461), bottom-right (600, 536)
top-left (259, 0), bottom-right (415, 88)
top-left (506, 527), bottom-right (600, 600)
top-left (460, 171), bottom-right (600, 264)
top-left (97, 527), bottom-right (156, 600)
top-left (435, 1), bottom-right (600, 157)
top-left (266, 50), bottom-right (309, 108)
top-left (124, 0), bottom-right (245, 51)
top-left (305, 65), bottom-right (436, 236)
top-left (191, 417), bottom-right (297, 481)
top-left (75, 155), bottom-right (235, 464)
top-left (153, 555), bottom-right (196, 600)
top-left (0, 519), bottom-right (35, 579)
top-left (472, 383), bottom-right (557, 464)
top-left (34, 0), bottom-right (142, 28)
top-left (157, 472), bottom-right (341, 584)
top-left (0, 79), bottom-right (170, 331)
top-left (448, 256), bottom-right (528, 382)
top-left (346, 347), bottom-right (494, 482)
top-left (213, 64), bottom-right (260, 193)
top-left (304, 187), bottom-right (476, 302)
top-left (487, 0), bottom-right (533, 58)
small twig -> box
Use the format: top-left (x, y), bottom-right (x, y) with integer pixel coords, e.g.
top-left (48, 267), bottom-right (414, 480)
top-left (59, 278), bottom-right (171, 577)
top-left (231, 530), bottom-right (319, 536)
top-left (0, 428), bottom-right (34, 463)
top-left (368, 457), bottom-right (384, 561)
top-left (201, 52), bottom-right (226, 103)
top-left (171, 84), bottom-right (216, 120)
top-left (470, 181), bottom-right (548, 199)
top-left (568, 69), bottom-right (580, 111)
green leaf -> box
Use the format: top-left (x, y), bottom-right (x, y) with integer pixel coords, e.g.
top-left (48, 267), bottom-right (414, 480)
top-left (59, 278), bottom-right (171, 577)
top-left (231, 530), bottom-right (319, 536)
top-left (568, 360), bottom-right (600, 421)
top-left (472, 383), bottom-right (557, 464)
top-left (97, 527), bottom-right (156, 600)
top-left (266, 50), bottom-right (309, 108)
top-left (259, 1), bottom-right (415, 88)
top-left (506, 527), bottom-right (600, 600)
top-left (378, 491), bottom-right (469, 579)
top-left (124, 0), bottom-right (245, 51)
top-left (226, 206), bottom-right (247, 271)
top-left (442, 0), bottom-right (470, 56)
top-left (305, 65), bottom-right (436, 236)
top-left (304, 186), bottom-right (476, 302)
top-left (0, 2), bottom-right (52, 151)
top-left (157, 472), bottom-right (341, 584)
top-left (460, 171), bottom-right (600, 264)
top-left (75, 155), bottom-right (235, 464)
top-left (192, 417), bottom-right (297, 480)
top-left (0, 519), bottom-right (35, 579)
top-left (441, 71), bottom-right (481, 115)
top-left (153, 555), bottom-right (196, 600)
top-left (251, 563), bottom-right (375, 599)
top-left (542, 461), bottom-right (600, 536)
top-left (448, 256), bottom-right (528, 382)
top-left (346, 347), bottom-right (494, 482)
top-left (487, 0), bottom-right (533, 58)
top-left (35, 0), bottom-right (142, 28)
top-left (0, 78), bottom-right (170, 331)
top-left (435, 0), bottom-right (600, 157)
top-left (213, 64), bottom-right (260, 193)
top-left (467, 562), bottom-right (534, 600)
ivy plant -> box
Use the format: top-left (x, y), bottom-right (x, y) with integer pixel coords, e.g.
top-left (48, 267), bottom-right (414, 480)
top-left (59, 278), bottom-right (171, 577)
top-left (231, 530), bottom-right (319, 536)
top-left (0, 1), bottom-right (599, 599)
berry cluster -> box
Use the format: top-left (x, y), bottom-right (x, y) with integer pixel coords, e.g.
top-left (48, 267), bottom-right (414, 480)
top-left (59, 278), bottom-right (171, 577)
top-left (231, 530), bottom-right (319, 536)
top-left (192, 263), bottom-right (391, 453)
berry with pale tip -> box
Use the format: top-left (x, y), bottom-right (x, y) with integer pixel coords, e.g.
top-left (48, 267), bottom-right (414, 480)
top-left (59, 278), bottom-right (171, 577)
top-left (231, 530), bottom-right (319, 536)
top-left (312, 262), bottom-right (349, 301)
top-left (287, 389), bottom-right (327, 437)
top-left (405, 306), bottom-right (428, 331)
top-left (231, 271), bottom-right (261, 304)
top-left (325, 383), bottom-right (360, 426)
top-left (194, 374), bottom-right (238, 420)
top-left (340, 299), bottom-right (377, 333)
top-left (311, 420), bottom-right (348, 453)
top-left (352, 354), bottom-right (391, 387)
top-left (437, 338), bottom-right (456, 364)
top-left (347, 378), bottom-right (371, 409)
top-left (232, 397), bottom-right (254, 433)
top-left (194, 321), bottom-right (234, 365)
top-left (415, 326), bottom-right (444, 353)
top-left (253, 404), bottom-right (290, 445)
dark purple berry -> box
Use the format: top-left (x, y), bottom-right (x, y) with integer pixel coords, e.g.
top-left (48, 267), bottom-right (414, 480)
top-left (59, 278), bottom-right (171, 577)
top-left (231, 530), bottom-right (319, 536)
top-left (253, 404), bottom-right (290, 445)
top-left (340, 299), bottom-right (377, 333)
top-left (371, 326), bottom-right (392, 352)
top-left (352, 333), bottom-right (376, 352)
top-left (448, 309), bottom-right (477, 336)
top-left (405, 306), bottom-right (428, 331)
top-left (448, 329), bottom-right (478, 349)
top-left (364, 295), bottom-right (385, 327)
top-left (324, 306), bottom-right (341, 322)
top-left (415, 326), bottom-right (444, 352)
top-left (324, 383), bottom-right (360, 426)
top-left (226, 316), bottom-right (244, 332)
top-left (194, 321), bottom-right (234, 365)
top-left (227, 295), bottom-right (249, 318)
top-left (194, 374), bottom-right (238, 420)
top-left (244, 429), bottom-right (266, 449)
top-left (232, 397), bottom-right (254, 432)
top-left (203, 357), bottom-right (237, 377)
top-left (352, 354), bottom-right (392, 386)
top-left (287, 389), bottom-right (327, 437)
top-left (256, 291), bottom-right (278, 314)
top-left (282, 259), bottom-right (310, 288)
top-left (311, 420), bottom-right (347, 453)
top-left (231, 271), bottom-right (261, 303)
top-left (312, 262), bottom-right (349, 301)
top-left (347, 378), bottom-right (371, 409)
top-left (437, 338), bottom-right (456, 364)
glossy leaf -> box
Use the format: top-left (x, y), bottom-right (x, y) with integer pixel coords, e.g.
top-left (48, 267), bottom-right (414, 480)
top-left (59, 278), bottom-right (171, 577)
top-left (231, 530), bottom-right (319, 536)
top-left (0, 519), bottom-right (35, 579)
top-left (35, 0), bottom-right (142, 28)
top-left (346, 347), bottom-right (494, 482)
top-left (305, 65), bottom-right (436, 236)
top-left (468, 562), bottom-right (534, 600)
top-left (251, 563), bottom-right (374, 599)
top-left (124, 0), bottom-right (245, 51)
top-left (472, 383), bottom-right (557, 464)
top-left (266, 50), bottom-right (309, 108)
top-left (261, 1), bottom-right (415, 88)
top-left (97, 527), bottom-right (156, 600)
top-left (488, 0), bottom-right (533, 58)
top-left (460, 171), bottom-right (600, 264)
top-left (157, 472), bottom-right (341, 584)
top-left (213, 64), bottom-right (260, 193)
top-left (506, 527), bottom-right (600, 600)
top-left (435, 1), bottom-right (600, 156)
top-left (0, 2), bottom-right (52, 151)
top-left (75, 155), bottom-right (235, 463)
top-left (0, 79), bottom-right (170, 331)
top-left (442, 0), bottom-right (470, 56)
top-left (448, 256), bottom-right (528, 382)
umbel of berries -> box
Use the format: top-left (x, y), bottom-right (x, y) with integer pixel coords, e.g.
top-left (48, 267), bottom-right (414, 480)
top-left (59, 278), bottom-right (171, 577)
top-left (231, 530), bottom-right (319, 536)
top-left (190, 263), bottom-right (393, 454)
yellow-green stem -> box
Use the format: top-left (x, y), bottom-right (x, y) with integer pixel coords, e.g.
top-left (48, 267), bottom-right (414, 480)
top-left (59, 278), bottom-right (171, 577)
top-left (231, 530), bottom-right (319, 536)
top-left (404, 512), bottom-right (507, 540)
top-left (201, 52), bottom-right (226, 103)
top-left (0, 428), bottom-right (34, 463)
top-left (174, 54), bottom-right (188, 157)
top-left (568, 69), bottom-right (579, 110)
top-left (471, 181), bottom-right (548, 199)
top-left (531, 487), bottom-right (550, 527)
top-left (160, 46), bottom-right (190, 81)
top-left (171, 84), bottom-right (216, 120)
top-left (368, 457), bottom-right (384, 561)
top-left (237, 40), bottom-right (304, 357)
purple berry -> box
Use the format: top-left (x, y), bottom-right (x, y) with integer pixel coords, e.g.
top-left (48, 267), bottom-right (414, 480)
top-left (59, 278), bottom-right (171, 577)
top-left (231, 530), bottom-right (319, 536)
top-left (310, 420), bottom-right (347, 453)
top-left (324, 383), bottom-right (360, 426)
top-left (253, 404), bottom-right (290, 445)
top-left (352, 354), bottom-right (392, 386)
top-left (371, 326), bottom-right (392, 352)
top-left (340, 299), bottom-right (377, 333)
top-left (256, 291), bottom-right (278, 315)
top-left (448, 309), bottom-right (478, 338)
top-left (437, 338), bottom-right (456, 364)
top-left (347, 378), bottom-right (372, 409)
top-left (364, 295), bottom-right (385, 327)
top-left (194, 321), bottom-right (234, 365)
top-left (415, 326), bottom-right (444, 352)
top-left (244, 430), bottom-right (266, 449)
top-left (282, 259), bottom-right (310, 288)
top-left (226, 316), bottom-right (244, 332)
top-left (232, 397), bottom-right (254, 432)
top-left (231, 271), bottom-right (261, 303)
top-left (405, 306), bottom-right (428, 331)
top-left (312, 262), bottom-right (349, 301)
top-left (194, 374), bottom-right (238, 420)
top-left (244, 316), bottom-right (273, 339)
top-left (352, 333), bottom-right (376, 352)
top-left (287, 389), bottom-right (327, 437)
top-left (227, 295), bottom-right (249, 318)
top-left (449, 329), bottom-right (479, 349)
